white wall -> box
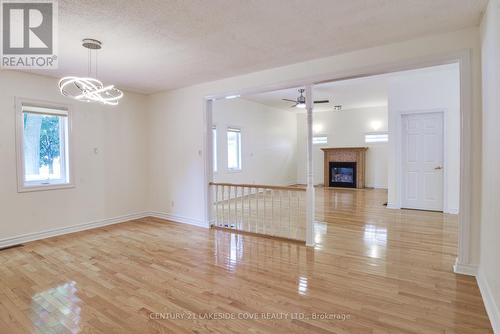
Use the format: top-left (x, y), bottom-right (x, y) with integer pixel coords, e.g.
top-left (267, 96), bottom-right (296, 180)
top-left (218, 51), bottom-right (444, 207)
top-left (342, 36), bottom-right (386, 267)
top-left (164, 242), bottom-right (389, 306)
top-left (0, 71), bottom-right (148, 242)
top-left (479, 0), bottom-right (500, 331)
top-left (387, 64), bottom-right (461, 214)
top-left (146, 27), bottom-right (483, 264)
top-left (296, 107), bottom-right (388, 188)
top-left (212, 98), bottom-right (297, 185)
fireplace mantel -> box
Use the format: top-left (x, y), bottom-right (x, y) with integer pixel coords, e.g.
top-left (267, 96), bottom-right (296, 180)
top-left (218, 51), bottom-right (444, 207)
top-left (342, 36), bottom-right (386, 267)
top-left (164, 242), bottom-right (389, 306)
top-left (320, 147), bottom-right (368, 189)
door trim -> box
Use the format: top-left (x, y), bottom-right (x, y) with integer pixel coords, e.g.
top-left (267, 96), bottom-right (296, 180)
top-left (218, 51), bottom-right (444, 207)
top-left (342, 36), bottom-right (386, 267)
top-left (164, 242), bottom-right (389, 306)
top-left (398, 110), bottom-right (447, 212)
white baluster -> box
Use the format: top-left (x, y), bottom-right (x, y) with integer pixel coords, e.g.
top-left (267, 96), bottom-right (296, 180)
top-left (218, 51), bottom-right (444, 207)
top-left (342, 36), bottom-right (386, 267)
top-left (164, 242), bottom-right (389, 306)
top-left (233, 185), bottom-right (237, 229)
top-left (279, 190), bottom-right (282, 237)
top-left (221, 185), bottom-right (224, 227)
top-left (240, 186), bottom-right (243, 231)
top-left (297, 191), bottom-right (300, 239)
top-left (229, 186), bottom-right (234, 228)
top-left (215, 185), bottom-right (218, 227)
top-left (270, 189), bottom-right (273, 236)
top-left (236, 186), bottom-right (239, 229)
top-left (261, 188), bottom-right (265, 235)
top-left (255, 188), bottom-right (259, 233)
top-left (288, 190), bottom-right (291, 239)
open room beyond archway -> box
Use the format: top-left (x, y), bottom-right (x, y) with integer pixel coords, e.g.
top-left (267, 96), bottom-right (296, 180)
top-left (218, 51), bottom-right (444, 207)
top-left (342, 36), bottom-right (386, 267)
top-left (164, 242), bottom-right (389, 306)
top-left (204, 55), bottom-right (472, 275)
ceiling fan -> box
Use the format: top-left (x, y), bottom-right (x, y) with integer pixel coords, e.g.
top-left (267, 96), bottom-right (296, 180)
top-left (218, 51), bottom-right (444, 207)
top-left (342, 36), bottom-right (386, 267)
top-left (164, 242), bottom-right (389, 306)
top-left (282, 88), bottom-right (329, 108)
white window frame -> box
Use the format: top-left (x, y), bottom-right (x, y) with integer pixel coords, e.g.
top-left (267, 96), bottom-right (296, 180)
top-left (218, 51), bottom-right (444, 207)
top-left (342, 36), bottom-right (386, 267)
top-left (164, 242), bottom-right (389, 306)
top-left (313, 135), bottom-right (328, 145)
top-left (365, 132), bottom-right (389, 143)
top-left (212, 126), bottom-right (217, 173)
top-left (15, 98), bottom-right (74, 192)
top-left (226, 127), bottom-right (242, 172)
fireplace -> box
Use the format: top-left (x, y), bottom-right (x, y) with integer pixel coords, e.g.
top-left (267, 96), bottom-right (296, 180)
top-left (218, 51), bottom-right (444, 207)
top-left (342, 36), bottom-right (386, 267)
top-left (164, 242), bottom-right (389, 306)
top-left (321, 147), bottom-right (367, 189)
top-left (329, 162), bottom-right (357, 188)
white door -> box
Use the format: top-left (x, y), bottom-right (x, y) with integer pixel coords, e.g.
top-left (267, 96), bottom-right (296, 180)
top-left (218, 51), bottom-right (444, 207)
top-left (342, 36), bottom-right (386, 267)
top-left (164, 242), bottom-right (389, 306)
top-left (401, 112), bottom-right (444, 211)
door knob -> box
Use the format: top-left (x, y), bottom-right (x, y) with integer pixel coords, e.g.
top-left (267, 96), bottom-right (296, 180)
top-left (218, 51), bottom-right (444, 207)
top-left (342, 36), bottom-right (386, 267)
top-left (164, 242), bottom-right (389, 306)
top-left (434, 166), bottom-right (443, 170)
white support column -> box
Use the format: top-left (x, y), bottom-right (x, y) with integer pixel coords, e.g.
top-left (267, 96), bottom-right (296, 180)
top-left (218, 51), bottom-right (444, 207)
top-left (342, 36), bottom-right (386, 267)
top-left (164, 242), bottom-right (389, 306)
top-left (205, 99), bottom-right (215, 227)
top-left (305, 85), bottom-right (315, 247)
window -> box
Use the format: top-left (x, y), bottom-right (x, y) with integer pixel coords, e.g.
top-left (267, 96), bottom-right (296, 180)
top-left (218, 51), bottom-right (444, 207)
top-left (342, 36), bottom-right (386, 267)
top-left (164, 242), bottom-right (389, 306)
top-left (227, 127), bottom-right (241, 171)
top-left (313, 136), bottom-right (328, 145)
top-left (365, 132), bottom-right (389, 143)
top-left (212, 126), bottom-right (217, 172)
top-left (16, 100), bottom-right (72, 192)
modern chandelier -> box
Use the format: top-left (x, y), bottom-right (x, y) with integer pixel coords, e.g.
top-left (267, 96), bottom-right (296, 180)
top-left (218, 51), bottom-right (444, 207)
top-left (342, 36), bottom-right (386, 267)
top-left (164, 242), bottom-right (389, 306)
top-left (59, 39), bottom-right (123, 106)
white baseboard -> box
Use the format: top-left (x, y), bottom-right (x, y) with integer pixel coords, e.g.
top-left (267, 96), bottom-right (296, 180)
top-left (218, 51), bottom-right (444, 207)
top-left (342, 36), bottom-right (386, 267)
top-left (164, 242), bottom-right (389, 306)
top-left (365, 184), bottom-right (388, 189)
top-left (387, 204), bottom-right (458, 214)
top-left (0, 212), bottom-right (148, 249)
top-left (453, 259), bottom-right (478, 276)
top-left (477, 268), bottom-right (500, 333)
top-left (147, 211), bottom-right (209, 228)
top-left (0, 211), bottom-right (210, 249)
top-left (386, 202), bottom-right (400, 209)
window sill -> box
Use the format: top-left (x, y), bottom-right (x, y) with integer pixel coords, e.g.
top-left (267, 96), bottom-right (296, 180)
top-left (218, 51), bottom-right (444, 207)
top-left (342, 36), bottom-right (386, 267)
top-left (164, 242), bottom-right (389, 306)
top-left (17, 183), bottom-right (75, 193)
top-left (227, 169), bottom-right (242, 174)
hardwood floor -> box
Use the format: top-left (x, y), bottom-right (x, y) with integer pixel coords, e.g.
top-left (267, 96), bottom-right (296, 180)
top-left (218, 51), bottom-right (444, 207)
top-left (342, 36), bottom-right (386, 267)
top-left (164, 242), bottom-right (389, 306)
top-left (0, 189), bottom-right (492, 333)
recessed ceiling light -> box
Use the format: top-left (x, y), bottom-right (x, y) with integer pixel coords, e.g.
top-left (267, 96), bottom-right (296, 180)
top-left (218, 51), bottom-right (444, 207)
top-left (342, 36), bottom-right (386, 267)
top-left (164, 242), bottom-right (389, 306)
top-left (225, 95), bottom-right (240, 100)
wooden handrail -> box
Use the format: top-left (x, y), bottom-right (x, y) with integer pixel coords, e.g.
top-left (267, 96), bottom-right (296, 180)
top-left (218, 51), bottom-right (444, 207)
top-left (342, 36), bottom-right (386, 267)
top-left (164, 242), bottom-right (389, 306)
top-left (209, 182), bottom-right (306, 192)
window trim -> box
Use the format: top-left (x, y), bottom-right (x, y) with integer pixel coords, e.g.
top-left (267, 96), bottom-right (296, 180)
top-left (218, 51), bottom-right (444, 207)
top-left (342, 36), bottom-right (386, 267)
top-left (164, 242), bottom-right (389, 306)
top-left (226, 126), bottom-right (242, 172)
top-left (15, 97), bottom-right (75, 193)
top-left (312, 135), bottom-right (328, 145)
top-left (364, 132), bottom-right (389, 143)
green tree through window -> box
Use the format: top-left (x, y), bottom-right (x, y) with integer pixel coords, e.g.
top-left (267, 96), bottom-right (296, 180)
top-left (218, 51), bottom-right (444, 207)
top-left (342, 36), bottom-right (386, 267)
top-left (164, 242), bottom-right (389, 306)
top-left (23, 113), bottom-right (61, 172)
top-left (40, 116), bottom-right (60, 173)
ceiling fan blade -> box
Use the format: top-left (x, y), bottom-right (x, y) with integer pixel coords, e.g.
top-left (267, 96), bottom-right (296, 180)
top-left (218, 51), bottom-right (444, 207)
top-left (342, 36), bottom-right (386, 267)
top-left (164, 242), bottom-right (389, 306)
top-left (282, 99), bottom-right (297, 102)
top-left (314, 100), bottom-right (330, 104)
top-left (290, 104), bottom-right (298, 108)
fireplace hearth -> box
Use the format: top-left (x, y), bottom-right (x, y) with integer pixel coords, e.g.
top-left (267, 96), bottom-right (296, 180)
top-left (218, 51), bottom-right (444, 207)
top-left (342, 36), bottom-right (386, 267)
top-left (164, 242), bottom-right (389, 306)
top-left (329, 162), bottom-right (357, 188)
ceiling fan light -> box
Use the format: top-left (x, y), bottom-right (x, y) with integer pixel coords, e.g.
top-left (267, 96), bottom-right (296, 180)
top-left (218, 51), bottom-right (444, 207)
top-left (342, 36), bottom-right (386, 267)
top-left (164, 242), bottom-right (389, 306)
top-left (296, 103), bottom-right (306, 109)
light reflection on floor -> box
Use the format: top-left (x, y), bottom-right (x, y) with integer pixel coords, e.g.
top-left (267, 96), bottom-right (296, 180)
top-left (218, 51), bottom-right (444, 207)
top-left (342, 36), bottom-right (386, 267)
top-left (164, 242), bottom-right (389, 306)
top-left (363, 224), bottom-right (388, 258)
top-left (31, 281), bottom-right (81, 333)
top-left (229, 233), bottom-right (244, 267)
top-left (214, 231), bottom-right (245, 272)
top-left (297, 276), bottom-right (308, 295)
top-left (313, 221), bottom-right (327, 249)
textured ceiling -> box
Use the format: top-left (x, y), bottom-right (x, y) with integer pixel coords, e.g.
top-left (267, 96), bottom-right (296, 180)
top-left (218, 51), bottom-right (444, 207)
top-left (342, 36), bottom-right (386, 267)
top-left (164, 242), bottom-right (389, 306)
top-left (26, 0), bottom-right (486, 93)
